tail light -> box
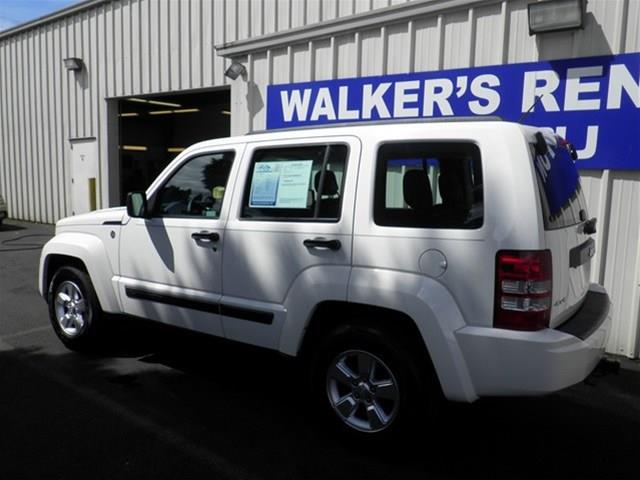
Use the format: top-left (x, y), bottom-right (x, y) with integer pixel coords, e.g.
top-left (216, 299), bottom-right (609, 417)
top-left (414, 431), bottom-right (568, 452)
top-left (494, 250), bottom-right (552, 331)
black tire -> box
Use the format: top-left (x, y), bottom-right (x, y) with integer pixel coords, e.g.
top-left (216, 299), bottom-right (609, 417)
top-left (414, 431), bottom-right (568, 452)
top-left (310, 325), bottom-right (440, 440)
top-left (47, 266), bottom-right (105, 352)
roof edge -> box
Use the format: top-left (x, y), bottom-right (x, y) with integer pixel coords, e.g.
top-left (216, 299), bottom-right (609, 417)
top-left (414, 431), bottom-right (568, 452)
top-left (0, 0), bottom-right (109, 40)
top-left (215, 0), bottom-right (495, 58)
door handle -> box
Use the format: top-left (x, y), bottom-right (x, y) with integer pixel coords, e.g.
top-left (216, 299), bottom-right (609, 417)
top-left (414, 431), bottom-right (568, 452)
top-left (303, 238), bottom-right (341, 251)
top-left (191, 231), bottom-right (220, 242)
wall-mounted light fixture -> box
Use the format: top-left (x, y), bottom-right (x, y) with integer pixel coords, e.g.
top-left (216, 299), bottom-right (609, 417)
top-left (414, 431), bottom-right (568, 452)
top-left (528, 0), bottom-right (585, 35)
top-left (63, 57), bottom-right (83, 71)
top-left (224, 61), bottom-right (246, 80)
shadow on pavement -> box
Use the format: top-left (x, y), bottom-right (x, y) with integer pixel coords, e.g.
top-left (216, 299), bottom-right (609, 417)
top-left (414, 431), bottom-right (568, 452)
top-left (2, 318), bottom-right (639, 480)
top-left (0, 223), bottom-right (25, 232)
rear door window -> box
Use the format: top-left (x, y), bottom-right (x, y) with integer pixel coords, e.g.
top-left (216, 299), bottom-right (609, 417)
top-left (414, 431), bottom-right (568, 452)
top-left (374, 142), bottom-right (483, 229)
top-left (532, 133), bottom-right (588, 230)
top-left (242, 144), bottom-right (348, 221)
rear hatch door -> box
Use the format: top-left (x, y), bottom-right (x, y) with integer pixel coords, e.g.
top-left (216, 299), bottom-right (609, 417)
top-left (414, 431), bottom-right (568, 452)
top-left (532, 130), bottom-right (594, 328)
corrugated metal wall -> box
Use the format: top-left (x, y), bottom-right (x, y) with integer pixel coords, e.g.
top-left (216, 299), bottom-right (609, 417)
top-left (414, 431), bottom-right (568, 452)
top-left (0, 0), bottom-right (638, 356)
top-left (0, 0), bottom-right (402, 224)
top-left (225, 0), bottom-right (640, 357)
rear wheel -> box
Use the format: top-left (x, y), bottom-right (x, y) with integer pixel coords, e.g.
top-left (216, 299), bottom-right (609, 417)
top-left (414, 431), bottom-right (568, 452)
top-left (48, 266), bottom-right (104, 351)
top-left (311, 325), bottom-right (437, 439)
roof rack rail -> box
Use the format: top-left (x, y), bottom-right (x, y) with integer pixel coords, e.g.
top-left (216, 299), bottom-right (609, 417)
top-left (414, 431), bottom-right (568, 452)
top-left (248, 116), bottom-right (504, 135)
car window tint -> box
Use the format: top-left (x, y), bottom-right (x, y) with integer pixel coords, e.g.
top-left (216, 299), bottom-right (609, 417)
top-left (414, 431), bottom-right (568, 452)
top-left (242, 144), bottom-right (348, 221)
top-left (155, 151), bottom-right (235, 218)
top-left (532, 137), bottom-right (588, 230)
top-left (374, 142), bottom-right (483, 229)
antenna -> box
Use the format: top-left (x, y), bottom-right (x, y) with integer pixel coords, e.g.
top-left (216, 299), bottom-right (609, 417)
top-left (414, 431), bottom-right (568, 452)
top-left (518, 95), bottom-right (544, 123)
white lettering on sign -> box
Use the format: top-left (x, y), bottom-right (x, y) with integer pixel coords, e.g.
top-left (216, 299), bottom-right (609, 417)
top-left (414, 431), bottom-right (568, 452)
top-left (607, 64), bottom-right (640, 109)
top-left (276, 62), bottom-right (638, 130)
top-left (564, 66), bottom-right (602, 111)
top-left (338, 86), bottom-right (359, 120)
top-left (522, 70), bottom-right (561, 112)
top-left (423, 78), bottom-right (454, 116)
top-left (393, 81), bottom-right (420, 117)
top-left (555, 125), bottom-right (599, 159)
top-left (310, 88), bottom-right (336, 121)
top-left (469, 74), bottom-right (501, 115)
top-left (362, 83), bottom-right (391, 119)
top-left (280, 89), bottom-right (312, 122)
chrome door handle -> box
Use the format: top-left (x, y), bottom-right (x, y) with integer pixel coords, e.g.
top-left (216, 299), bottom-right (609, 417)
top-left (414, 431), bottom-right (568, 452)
top-left (303, 238), bottom-right (341, 251)
top-left (191, 231), bottom-right (220, 242)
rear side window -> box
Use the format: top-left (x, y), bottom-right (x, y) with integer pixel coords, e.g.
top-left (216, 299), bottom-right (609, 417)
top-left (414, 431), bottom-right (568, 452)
top-left (242, 144), bottom-right (348, 221)
top-left (532, 134), bottom-right (588, 230)
top-left (374, 142), bottom-right (483, 229)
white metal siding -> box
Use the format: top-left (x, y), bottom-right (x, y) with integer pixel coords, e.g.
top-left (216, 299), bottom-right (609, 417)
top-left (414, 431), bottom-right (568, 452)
top-left (0, 0), bottom-right (393, 223)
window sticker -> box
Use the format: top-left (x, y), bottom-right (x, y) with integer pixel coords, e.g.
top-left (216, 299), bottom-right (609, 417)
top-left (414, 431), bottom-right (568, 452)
top-left (249, 159), bottom-right (313, 208)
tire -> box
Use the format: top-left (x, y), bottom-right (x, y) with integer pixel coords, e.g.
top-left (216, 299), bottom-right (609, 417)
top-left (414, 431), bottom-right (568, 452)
top-left (47, 266), bottom-right (105, 352)
top-left (310, 325), bottom-right (439, 440)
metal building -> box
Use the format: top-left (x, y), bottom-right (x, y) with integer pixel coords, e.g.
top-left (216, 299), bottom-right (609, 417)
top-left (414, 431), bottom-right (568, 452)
top-left (0, 0), bottom-right (639, 357)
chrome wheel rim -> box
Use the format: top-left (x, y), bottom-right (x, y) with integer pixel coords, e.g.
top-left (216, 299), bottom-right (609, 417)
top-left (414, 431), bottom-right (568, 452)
top-left (326, 350), bottom-right (400, 433)
top-left (53, 280), bottom-right (88, 338)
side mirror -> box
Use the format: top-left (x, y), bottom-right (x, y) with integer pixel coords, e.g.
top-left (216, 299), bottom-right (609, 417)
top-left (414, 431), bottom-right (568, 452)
top-left (126, 191), bottom-right (149, 218)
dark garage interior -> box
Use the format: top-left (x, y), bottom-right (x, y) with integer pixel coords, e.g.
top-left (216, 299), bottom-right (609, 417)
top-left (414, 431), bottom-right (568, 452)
top-left (118, 89), bottom-right (230, 203)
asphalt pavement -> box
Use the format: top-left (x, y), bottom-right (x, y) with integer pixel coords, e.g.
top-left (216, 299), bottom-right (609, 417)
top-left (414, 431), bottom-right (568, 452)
top-left (1, 219), bottom-right (639, 480)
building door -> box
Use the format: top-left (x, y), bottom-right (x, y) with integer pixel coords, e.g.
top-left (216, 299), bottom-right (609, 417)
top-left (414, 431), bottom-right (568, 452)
top-left (70, 138), bottom-right (98, 215)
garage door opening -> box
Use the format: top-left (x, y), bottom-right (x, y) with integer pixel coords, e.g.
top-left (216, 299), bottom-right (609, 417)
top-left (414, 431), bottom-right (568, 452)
top-left (117, 89), bottom-right (230, 203)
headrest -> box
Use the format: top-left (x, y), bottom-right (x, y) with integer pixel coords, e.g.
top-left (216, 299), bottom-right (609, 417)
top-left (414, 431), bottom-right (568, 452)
top-left (403, 169), bottom-right (433, 211)
top-left (314, 170), bottom-right (339, 196)
top-left (438, 160), bottom-right (473, 214)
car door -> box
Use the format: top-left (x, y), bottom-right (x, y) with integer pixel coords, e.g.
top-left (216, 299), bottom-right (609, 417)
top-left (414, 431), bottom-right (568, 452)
top-left (222, 136), bottom-right (361, 350)
top-left (117, 146), bottom-right (242, 337)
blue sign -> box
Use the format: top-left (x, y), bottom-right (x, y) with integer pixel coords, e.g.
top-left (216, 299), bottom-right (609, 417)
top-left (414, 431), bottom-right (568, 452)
top-left (266, 53), bottom-right (640, 170)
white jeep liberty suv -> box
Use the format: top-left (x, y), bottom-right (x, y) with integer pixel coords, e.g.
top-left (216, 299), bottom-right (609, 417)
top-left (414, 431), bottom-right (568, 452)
top-left (39, 119), bottom-right (611, 437)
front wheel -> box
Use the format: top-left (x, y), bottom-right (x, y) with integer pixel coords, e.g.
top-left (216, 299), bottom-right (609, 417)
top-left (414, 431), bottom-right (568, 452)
top-left (48, 266), bottom-right (104, 351)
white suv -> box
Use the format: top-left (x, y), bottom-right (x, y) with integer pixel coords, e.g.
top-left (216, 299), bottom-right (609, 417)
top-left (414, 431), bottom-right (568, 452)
top-left (39, 119), bottom-right (611, 437)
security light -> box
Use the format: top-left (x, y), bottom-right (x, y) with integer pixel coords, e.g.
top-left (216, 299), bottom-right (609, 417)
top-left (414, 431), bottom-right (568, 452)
top-left (528, 0), bottom-right (585, 35)
top-left (224, 61), bottom-right (246, 80)
top-left (63, 57), bottom-right (83, 71)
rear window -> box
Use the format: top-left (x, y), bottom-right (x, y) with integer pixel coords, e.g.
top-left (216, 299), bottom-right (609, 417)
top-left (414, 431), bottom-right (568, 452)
top-left (532, 133), bottom-right (588, 230)
top-left (374, 142), bottom-right (483, 229)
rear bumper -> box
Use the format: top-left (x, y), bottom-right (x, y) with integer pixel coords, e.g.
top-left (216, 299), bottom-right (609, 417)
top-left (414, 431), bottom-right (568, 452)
top-left (455, 284), bottom-right (611, 397)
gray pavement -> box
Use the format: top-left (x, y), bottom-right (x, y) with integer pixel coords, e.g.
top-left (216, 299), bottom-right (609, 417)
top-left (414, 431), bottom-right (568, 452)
top-left (1, 219), bottom-right (639, 480)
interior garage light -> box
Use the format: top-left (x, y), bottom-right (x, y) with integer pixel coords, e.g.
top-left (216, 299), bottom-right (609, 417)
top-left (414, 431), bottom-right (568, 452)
top-left (148, 108), bottom-right (200, 115)
top-left (221, 110), bottom-right (232, 116)
top-left (148, 99), bottom-right (182, 107)
top-left (528, 0), bottom-right (584, 35)
top-left (121, 145), bottom-right (148, 151)
top-left (119, 112), bottom-right (139, 117)
top-left (167, 147), bottom-right (185, 153)
top-left (126, 98), bottom-right (182, 108)
top-left (224, 61), bottom-right (246, 80)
